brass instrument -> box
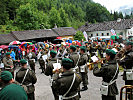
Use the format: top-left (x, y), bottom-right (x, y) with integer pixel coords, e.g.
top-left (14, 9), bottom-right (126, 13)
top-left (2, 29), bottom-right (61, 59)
top-left (87, 58), bottom-right (106, 70)
top-left (120, 85), bottom-right (133, 100)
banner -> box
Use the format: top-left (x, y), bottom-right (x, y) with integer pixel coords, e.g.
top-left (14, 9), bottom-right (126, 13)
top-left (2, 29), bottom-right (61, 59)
top-left (83, 31), bottom-right (88, 41)
top-left (110, 29), bottom-right (116, 35)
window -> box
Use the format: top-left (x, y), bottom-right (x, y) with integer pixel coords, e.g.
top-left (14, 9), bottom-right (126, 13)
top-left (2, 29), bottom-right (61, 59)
top-left (120, 32), bottom-right (123, 35)
top-left (96, 33), bottom-right (98, 36)
top-left (107, 33), bottom-right (109, 36)
top-left (102, 33), bottom-right (104, 36)
top-left (91, 34), bottom-right (93, 37)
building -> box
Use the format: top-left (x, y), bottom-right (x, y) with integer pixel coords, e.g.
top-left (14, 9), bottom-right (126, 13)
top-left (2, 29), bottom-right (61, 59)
top-left (78, 19), bottom-right (133, 39)
top-left (52, 27), bottom-right (76, 40)
top-left (0, 27), bottom-right (76, 45)
top-left (0, 34), bottom-right (16, 45)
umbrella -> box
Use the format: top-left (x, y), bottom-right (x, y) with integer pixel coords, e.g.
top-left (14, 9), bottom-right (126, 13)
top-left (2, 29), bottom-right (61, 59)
top-left (9, 41), bottom-right (21, 45)
top-left (8, 45), bottom-right (19, 48)
top-left (0, 45), bottom-right (8, 49)
top-left (20, 42), bottom-right (33, 47)
top-left (56, 37), bottom-right (62, 39)
top-left (66, 40), bottom-right (72, 43)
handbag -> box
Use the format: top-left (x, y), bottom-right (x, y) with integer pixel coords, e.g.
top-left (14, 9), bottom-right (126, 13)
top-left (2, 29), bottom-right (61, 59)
top-left (126, 69), bottom-right (133, 80)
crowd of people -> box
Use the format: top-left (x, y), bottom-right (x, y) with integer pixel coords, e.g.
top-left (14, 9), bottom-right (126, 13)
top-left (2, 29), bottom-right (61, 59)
top-left (0, 35), bottom-right (133, 100)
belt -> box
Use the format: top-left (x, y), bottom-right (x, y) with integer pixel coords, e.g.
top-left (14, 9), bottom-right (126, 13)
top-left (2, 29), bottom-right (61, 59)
top-left (124, 69), bottom-right (133, 72)
top-left (5, 67), bottom-right (13, 70)
top-left (102, 80), bottom-right (116, 86)
top-left (26, 83), bottom-right (32, 86)
top-left (61, 92), bottom-right (78, 100)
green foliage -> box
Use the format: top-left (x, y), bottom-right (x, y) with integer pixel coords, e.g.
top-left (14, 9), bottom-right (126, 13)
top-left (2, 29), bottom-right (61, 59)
top-left (86, 2), bottom-right (111, 23)
top-left (74, 31), bottom-right (85, 41)
top-left (15, 3), bottom-right (40, 30)
top-left (49, 7), bottom-right (62, 28)
top-left (0, 0), bottom-right (129, 32)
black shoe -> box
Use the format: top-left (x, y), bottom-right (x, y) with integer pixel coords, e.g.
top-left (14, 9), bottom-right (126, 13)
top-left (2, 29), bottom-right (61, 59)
top-left (80, 86), bottom-right (88, 91)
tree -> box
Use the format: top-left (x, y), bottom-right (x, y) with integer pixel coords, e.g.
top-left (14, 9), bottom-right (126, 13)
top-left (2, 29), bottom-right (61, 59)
top-left (125, 14), bottom-right (130, 19)
top-left (59, 8), bottom-right (70, 27)
top-left (15, 3), bottom-right (40, 30)
top-left (119, 12), bottom-right (123, 19)
top-left (0, 0), bottom-right (9, 24)
top-left (49, 7), bottom-right (62, 28)
top-left (113, 11), bottom-right (119, 20)
top-left (74, 31), bottom-right (85, 41)
top-left (86, 2), bottom-right (110, 23)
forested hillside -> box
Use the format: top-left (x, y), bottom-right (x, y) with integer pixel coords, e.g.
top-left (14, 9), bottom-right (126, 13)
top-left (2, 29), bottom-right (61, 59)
top-left (0, 0), bottom-right (126, 33)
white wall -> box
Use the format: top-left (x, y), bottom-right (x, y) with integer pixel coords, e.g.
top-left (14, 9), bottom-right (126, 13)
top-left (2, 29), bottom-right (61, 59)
top-left (126, 27), bottom-right (133, 37)
top-left (87, 29), bottom-right (128, 39)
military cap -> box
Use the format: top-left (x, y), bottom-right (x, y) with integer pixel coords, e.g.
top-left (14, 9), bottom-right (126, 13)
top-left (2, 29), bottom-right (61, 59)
top-left (113, 41), bottom-right (117, 43)
top-left (106, 49), bottom-right (116, 55)
top-left (70, 45), bottom-right (76, 50)
top-left (50, 50), bottom-right (57, 55)
top-left (80, 46), bottom-right (86, 51)
top-left (0, 71), bottom-right (13, 81)
top-left (6, 52), bottom-right (10, 55)
top-left (76, 45), bottom-right (79, 48)
top-left (49, 46), bottom-right (51, 48)
top-left (125, 41), bottom-right (133, 46)
top-left (94, 40), bottom-right (97, 42)
top-left (62, 58), bottom-right (73, 64)
top-left (85, 41), bottom-right (88, 44)
top-left (66, 44), bottom-right (69, 46)
top-left (20, 59), bottom-right (27, 64)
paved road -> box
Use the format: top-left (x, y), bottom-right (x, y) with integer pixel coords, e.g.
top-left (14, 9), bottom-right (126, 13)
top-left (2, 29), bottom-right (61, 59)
top-left (15, 62), bottom-right (124, 100)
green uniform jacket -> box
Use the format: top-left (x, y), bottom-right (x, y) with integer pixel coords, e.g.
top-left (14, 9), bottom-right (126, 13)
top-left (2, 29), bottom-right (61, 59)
top-left (69, 52), bottom-right (80, 68)
top-left (3, 56), bottom-right (14, 69)
top-left (52, 70), bottom-right (82, 100)
top-left (116, 49), bottom-right (133, 82)
top-left (78, 53), bottom-right (88, 73)
top-left (93, 59), bottom-right (119, 96)
top-left (0, 83), bottom-right (28, 100)
top-left (15, 68), bottom-right (37, 94)
top-left (45, 58), bottom-right (61, 77)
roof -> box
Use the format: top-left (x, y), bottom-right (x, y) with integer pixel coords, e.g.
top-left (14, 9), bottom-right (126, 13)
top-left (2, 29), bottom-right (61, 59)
top-left (78, 19), bottom-right (133, 32)
top-left (52, 27), bottom-right (76, 36)
top-left (0, 34), bottom-right (16, 44)
top-left (11, 29), bottom-right (59, 40)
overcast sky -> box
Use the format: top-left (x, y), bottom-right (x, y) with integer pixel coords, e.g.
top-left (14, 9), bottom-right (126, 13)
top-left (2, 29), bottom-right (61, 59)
top-left (93, 0), bottom-right (133, 11)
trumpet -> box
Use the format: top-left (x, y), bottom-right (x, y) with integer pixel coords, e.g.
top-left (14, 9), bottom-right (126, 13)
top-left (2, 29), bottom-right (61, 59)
top-left (87, 58), bottom-right (106, 70)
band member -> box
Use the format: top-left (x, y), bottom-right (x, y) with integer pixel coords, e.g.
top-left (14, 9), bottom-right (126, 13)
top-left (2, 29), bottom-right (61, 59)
top-left (27, 49), bottom-right (36, 72)
top-left (116, 41), bottom-right (133, 99)
top-left (45, 50), bottom-right (60, 100)
top-left (3, 52), bottom-right (19, 77)
top-left (78, 46), bottom-right (88, 91)
top-left (0, 71), bottom-right (28, 100)
top-left (93, 49), bottom-right (119, 100)
top-left (52, 58), bottom-right (82, 100)
top-left (15, 59), bottom-right (37, 100)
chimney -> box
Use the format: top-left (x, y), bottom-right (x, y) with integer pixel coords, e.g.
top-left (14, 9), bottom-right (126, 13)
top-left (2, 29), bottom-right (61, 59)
top-left (54, 23), bottom-right (57, 28)
top-left (117, 18), bottom-right (121, 22)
